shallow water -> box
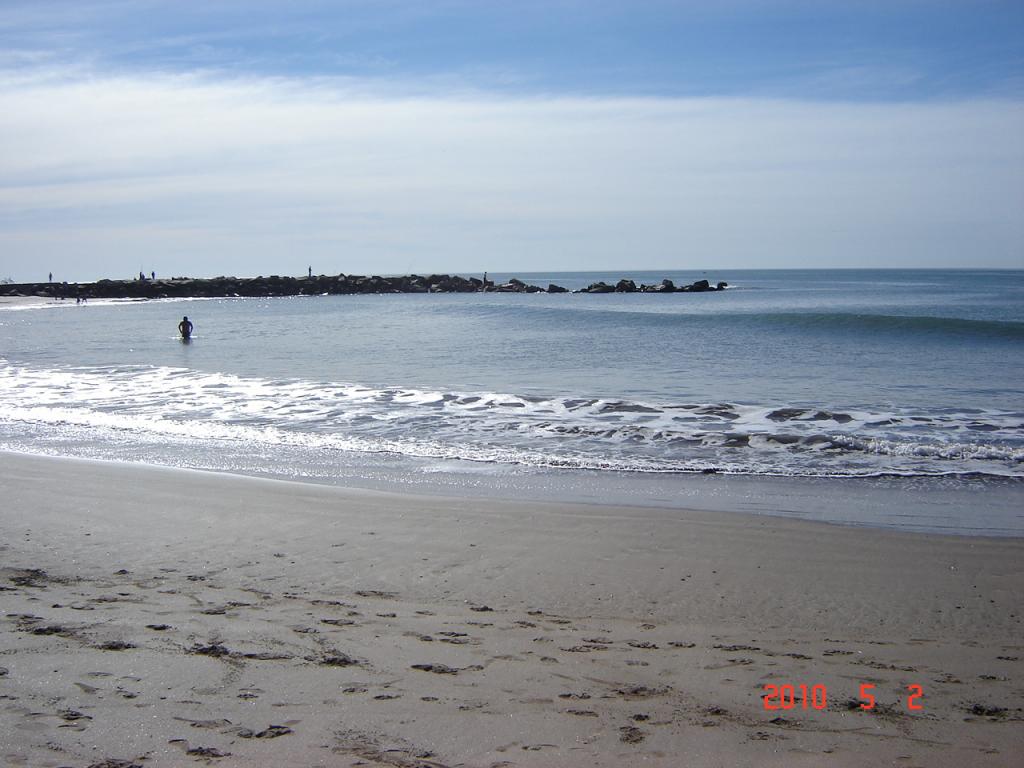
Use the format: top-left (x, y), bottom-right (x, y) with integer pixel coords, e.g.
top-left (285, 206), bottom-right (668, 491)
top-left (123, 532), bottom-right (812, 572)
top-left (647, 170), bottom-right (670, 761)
top-left (2, 269), bottom-right (1022, 533)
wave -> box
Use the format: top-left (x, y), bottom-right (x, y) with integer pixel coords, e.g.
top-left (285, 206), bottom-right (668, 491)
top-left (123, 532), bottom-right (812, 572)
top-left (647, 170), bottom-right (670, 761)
top-left (750, 312), bottom-right (1024, 340)
top-left (1, 361), bottom-right (1021, 480)
top-left (437, 302), bottom-right (1024, 341)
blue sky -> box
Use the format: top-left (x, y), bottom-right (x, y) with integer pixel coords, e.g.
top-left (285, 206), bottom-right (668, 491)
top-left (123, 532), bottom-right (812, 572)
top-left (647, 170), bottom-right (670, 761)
top-left (1, 1), bottom-right (1022, 280)
top-left (6, 0), bottom-right (1023, 99)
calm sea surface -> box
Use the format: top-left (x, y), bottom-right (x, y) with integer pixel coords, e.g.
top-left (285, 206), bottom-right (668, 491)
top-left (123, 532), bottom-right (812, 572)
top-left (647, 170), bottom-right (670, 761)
top-left (2, 269), bottom-right (1022, 534)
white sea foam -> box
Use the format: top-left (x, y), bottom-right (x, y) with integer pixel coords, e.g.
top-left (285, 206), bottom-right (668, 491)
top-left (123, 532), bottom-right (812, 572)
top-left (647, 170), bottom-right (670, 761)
top-left (1, 361), bottom-right (1020, 478)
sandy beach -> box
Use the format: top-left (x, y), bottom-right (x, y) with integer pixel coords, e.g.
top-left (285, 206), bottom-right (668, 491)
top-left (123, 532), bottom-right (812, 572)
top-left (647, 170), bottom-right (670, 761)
top-left (1, 451), bottom-right (1021, 767)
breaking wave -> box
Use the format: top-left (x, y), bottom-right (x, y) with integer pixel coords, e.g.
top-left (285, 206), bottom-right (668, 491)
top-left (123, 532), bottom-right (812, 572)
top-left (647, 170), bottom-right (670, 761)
top-left (1, 361), bottom-right (1021, 479)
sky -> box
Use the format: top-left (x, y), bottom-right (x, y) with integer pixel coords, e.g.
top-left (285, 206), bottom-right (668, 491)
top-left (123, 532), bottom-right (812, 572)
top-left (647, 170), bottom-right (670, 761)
top-left (0, 0), bottom-right (1022, 281)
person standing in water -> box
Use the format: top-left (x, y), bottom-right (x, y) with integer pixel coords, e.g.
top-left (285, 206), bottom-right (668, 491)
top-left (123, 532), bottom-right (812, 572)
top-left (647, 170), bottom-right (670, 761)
top-left (178, 315), bottom-right (193, 339)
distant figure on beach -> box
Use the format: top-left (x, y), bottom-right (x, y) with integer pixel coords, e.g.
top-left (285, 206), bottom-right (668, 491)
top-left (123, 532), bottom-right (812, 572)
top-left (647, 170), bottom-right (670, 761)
top-left (151, 271), bottom-right (156, 280)
top-left (178, 315), bottom-right (193, 339)
top-left (48, 272), bottom-right (52, 282)
top-left (308, 266), bottom-right (312, 277)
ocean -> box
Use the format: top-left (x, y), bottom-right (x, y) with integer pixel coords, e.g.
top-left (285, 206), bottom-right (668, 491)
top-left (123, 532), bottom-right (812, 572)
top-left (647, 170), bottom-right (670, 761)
top-left (1, 269), bottom-right (1022, 535)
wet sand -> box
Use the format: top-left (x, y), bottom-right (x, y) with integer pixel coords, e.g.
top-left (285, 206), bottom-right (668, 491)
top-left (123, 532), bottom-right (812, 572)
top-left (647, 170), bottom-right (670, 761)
top-left (1, 451), bottom-right (1022, 767)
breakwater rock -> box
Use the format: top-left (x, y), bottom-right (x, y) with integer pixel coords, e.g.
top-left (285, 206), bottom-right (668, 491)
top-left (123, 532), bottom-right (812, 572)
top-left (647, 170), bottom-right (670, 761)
top-left (575, 278), bottom-right (727, 293)
top-left (1, 274), bottom-right (728, 300)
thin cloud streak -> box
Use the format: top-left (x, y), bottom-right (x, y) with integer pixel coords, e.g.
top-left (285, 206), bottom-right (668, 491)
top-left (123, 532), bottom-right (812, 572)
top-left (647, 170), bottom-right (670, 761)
top-left (0, 72), bottom-right (1022, 279)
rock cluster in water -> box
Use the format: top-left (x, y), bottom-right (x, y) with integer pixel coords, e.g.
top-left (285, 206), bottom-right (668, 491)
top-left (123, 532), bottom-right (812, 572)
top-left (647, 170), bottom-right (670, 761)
top-left (1, 274), bottom-right (728, 299)
top-left (575, 278), bottom-right (727, 293)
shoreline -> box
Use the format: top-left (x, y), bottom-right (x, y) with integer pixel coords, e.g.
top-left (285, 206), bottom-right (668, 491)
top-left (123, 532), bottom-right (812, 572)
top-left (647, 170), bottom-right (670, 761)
top-left (3, 272), bottom-right (1019, 514)
top-left (3, 447), bottom-right (1021, 538)
top-left (1, 451), bottom-right (1022, 766)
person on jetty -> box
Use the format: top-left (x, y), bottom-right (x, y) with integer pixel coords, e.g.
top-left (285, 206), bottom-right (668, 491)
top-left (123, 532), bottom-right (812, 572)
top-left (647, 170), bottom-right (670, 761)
top-left (178, 316), bottom-right (193, 339)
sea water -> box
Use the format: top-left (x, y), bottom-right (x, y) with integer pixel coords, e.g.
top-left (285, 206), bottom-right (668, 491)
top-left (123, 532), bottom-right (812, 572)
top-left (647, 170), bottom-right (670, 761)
top-left (1, 269), bottom-right (1021, 534)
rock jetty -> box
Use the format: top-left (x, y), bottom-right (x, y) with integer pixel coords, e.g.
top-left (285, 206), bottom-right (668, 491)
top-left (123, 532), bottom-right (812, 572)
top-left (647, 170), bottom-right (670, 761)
top-left (576, 278), bottom-right (727, 293)
top-left (1, 274), bottom-right (728, 300)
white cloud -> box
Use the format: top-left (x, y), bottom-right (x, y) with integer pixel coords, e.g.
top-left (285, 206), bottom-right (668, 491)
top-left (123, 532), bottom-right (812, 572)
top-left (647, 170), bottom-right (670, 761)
top-left (0, 71), bottom-right (1022, 279)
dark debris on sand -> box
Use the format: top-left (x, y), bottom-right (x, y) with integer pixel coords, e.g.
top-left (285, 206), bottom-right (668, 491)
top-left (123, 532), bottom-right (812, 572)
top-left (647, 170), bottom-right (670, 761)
top-left (619, 725), bottom-right (647, 744)
top-left (188, 643), bottom-right (232, 657)
top-left (30, 624), bottom-right (74, 637)
top-left (411, 663), bottom-right (459, 675)
top-left (353, 589), bottom-right (398, 599)
top-left (240, 650), bottom-right (293, 660)
top-left (319, 653), bottom-right (360, 667)
top-left (9, 568), bottom-right (50, 587)
top-left (96, 640), bottom-right (136, 651)
top-left (238, 724), bottom-right (293, 739)
top-left (964, 702), bottom-right (1013, 718)
top-left (186, 746), bottom-right (230, 758)
top-left (615, 685), bottom-right (671, 700)
top-left (59, 708), bottom-right (92, 721)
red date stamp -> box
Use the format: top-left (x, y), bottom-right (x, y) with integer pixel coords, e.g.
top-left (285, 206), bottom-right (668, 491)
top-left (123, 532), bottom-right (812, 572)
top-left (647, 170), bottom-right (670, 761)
top-left (763, 683), bottom-right (924, 712)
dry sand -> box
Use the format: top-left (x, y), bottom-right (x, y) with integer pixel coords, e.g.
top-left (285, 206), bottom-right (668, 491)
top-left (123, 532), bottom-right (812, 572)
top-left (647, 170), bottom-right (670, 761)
top-left (0, 451), bottom-right (1021, 767)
